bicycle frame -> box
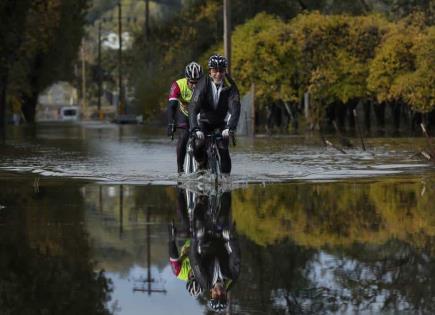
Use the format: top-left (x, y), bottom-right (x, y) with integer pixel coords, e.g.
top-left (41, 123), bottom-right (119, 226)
top-left (206, 130), bottom-right (222, 177)
top-left (183, 137), bottom-right (198, 175)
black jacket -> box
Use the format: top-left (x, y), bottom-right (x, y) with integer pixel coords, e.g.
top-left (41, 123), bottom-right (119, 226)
top-left (189, 74), bottom-right (241, 132)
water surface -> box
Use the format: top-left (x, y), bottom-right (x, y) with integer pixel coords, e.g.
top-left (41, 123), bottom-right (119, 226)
top-left (1, 123), bottom-right (435, 314)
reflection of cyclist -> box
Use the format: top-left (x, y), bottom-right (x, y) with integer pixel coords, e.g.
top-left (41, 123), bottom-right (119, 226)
top-left (168, 223), bottom-right (203, 297)
top-left (189, 191), bottom-right (241, 312)
top-left (167, 62), bottom-right (203, 173)
top-left (189, 55), bottom-right (241, 174)
top-left (168, 188), bottom-right (203, 297)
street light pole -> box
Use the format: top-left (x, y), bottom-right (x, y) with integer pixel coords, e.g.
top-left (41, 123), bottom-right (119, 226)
top-left (118, 0), bottom-right (124, 116)
top-left (223, 0), bottom-right (231, 74)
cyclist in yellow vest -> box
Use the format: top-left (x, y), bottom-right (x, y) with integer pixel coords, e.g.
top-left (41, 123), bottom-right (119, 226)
top-left (167, 62), bottom-right (203, 173)
top-left (168, 189), bottom-right (203, 297)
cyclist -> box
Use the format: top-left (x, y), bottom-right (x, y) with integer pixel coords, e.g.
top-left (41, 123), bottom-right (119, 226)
top-left (167, 61), bottom-right (203, 173)
top-left (189, 54), bottom-right (241, 174)
top-left (189, 191), bottom-right (241, 313)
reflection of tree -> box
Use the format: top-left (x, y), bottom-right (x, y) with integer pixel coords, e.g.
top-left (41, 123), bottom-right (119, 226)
top-left (0, 176), bottom-right (113, 314)
top-left (329, 240), bottom-right (435, 313)
top-left (228, 178), bottom-right (435, 313)
top-left (232, 179), bottom-right (434, 249)
top-left (229, 238), bottom-right (344, 314)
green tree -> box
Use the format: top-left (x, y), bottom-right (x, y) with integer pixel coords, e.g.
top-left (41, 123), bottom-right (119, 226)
top-left (231, 13), bottom-right (300, 106)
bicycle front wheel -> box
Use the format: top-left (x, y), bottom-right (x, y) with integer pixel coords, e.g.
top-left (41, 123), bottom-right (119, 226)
top-left (184, 143), bottom-right (197, 175)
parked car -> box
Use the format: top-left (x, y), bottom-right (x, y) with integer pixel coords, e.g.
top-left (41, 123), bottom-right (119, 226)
top-left (59, 106), bottom-right (80, 121)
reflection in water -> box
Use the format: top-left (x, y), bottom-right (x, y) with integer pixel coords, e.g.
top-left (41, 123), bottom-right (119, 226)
top-left (3, 172), bottom-right (435, 314)
top-left (0, 175), bottom-right (113, 314)
top-left (133, 203), bottom-right (167, 295)
top-left (231, 178), bottom-right (435, 314)
top-left (169, 188), bottom-right (241, 313)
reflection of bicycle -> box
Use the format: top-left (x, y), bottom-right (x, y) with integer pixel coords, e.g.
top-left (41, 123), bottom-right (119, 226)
top-left (192, 191), bottom-right (236, 256)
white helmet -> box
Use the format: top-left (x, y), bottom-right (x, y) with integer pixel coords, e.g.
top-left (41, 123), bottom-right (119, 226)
top-left (185, 61), bottom-right (203, 81)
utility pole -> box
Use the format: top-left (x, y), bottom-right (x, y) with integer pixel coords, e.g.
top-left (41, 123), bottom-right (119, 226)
top-left (0, 76), bottom-right (6, 142)
top-left (223, 0), bottom-right (231, 74)
top-left (144, 0), bottom-right (150, 41)
top-left (119, 184), bottom-right (124, 238)
top-left (97, 21), bottom-right (103, 120)
top-left (133, 206), bottom-right (167, 295)
top-left (81, 40), bottom-right (87, 115)
top-left (118, 0), bottom-right (125, 116)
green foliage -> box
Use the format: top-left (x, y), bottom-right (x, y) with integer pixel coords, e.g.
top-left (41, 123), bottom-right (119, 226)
top-left (129, 0), bottom-right (222, 117)
top-left (126, 0), bottom-right (434, 118)
top-left (367, 13), bottom-right (434, 112)
top-left (367, 23), bottom-right (418, 103)
top-left (231, 13), bottom-right (299, 104)
top-left (390, 26), bottom-right (435, 112)
top-left (226, 12), bottom-right (390, 110)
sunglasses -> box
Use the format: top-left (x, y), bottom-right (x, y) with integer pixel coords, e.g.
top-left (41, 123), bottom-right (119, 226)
top-left (188, 80), bottom-right (198, 84)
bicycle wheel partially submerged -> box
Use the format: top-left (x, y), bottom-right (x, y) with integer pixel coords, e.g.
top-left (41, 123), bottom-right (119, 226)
top-left (184, 140), bottom-right (198, 175)
top-left (208, 148), bottom-right (221, 187)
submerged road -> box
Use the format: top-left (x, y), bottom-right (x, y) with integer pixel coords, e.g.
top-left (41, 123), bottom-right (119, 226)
top-left (0, 122), bottom-right (432, 185)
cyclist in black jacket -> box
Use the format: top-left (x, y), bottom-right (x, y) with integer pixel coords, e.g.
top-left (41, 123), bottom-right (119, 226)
top-left (189, 191), bottom-right (241, 313)
top-left (189, 55), bottom-right (241, 174)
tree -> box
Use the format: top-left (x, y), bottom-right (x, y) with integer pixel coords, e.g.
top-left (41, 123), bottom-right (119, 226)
top-left (5, 0), bottom-right (89, 123)
top-left (391, 26), bottom-right (435, 112)
top-left (0, 0), bottom-right (32, 136)
top-left (231, 13), bottom-right (300, 107)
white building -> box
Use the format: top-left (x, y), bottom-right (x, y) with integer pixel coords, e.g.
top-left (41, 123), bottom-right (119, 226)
top-left (36, 82), bottom-right (79, 122)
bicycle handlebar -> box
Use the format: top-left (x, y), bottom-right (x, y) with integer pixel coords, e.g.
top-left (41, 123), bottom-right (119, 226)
top-left (192, 130), bottom-right (236, 146)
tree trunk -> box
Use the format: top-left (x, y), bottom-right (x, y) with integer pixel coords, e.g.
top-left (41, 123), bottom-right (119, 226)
top-left (325, 103), bottom-right (335, 132)
top-left (363, 99), bottom-right (371, 133)
top-left (374, 102), bottom-right (386, 135)
top-left (391, 101), bottom-right (401, 134)
top-left (347, 98), bottom-right (359, 132)
top-left (335, 101), bottom-right (346, 131)
top-left (21, 90), bottom-right (38, 124)
top-left (410, 110), bottom-right (422, 134)
top-left (0, 75), bottom-right (8, 142)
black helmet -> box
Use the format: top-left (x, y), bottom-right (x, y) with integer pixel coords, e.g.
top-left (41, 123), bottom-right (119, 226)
top-left (185, 61), bottom-right (203, 81)
top-left (208, 298), bottom-right (227, 313)
top-left (186, 278), bottom-right (203, 297)
top-left (208, 54), bottom-right (228, 69)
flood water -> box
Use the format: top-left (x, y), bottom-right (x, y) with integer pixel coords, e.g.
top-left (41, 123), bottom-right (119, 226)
top-left (1, 122), bottom-right (435, 314)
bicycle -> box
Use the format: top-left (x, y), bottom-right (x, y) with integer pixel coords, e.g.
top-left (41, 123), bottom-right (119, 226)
top-left (206, 130), bottom-right (223, 185)
top-left (183, 136), bottom-right (198, 175)
top-left (184, 129), bottom-right (236, 186)
top-left (190, 189), bottom-right (238, 257)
